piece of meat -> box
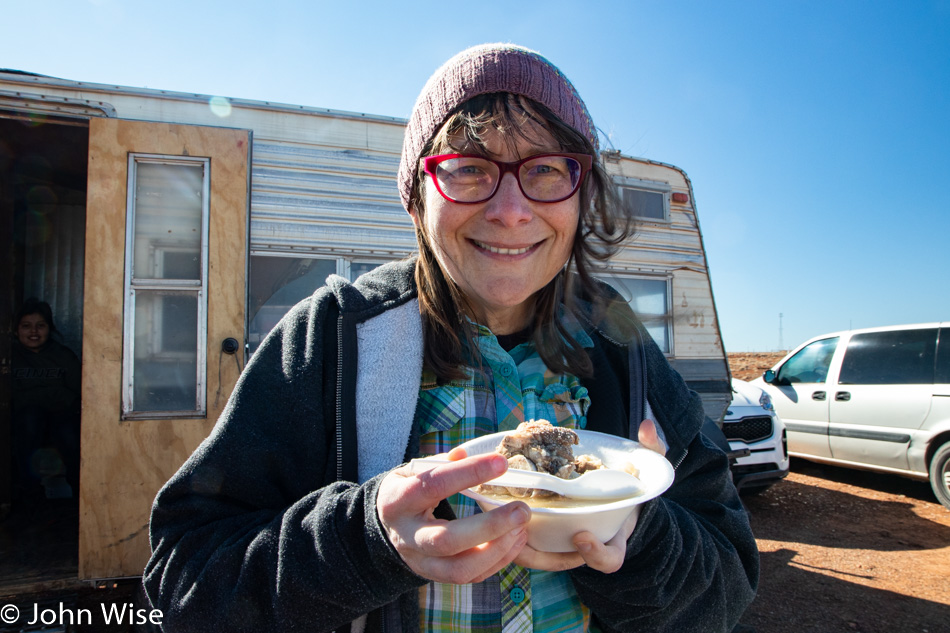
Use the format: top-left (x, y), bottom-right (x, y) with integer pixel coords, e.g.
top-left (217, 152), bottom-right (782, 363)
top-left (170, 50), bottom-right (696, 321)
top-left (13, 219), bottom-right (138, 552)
top-left (498, 420), bottom-right (578, 479)
top-left (476, 420), bottom-right (609, 499)
top-left (481, 419), bottom-right (604, 499)
top-left (574, 454), bottom-right (604, 474)
top-left (501, 454), bottom-right (536, 498)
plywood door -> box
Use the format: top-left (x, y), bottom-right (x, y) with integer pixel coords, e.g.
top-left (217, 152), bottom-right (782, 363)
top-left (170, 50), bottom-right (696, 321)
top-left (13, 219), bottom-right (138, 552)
top-left (81, 118), bottom-right (249, 579)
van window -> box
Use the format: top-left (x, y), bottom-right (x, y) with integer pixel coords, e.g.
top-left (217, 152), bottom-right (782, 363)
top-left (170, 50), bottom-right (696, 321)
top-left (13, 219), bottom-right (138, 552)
top-left (776, 337), bottom-right (838, 384)
top-left (838, 328), bottom-right (937, 385)
top-left (937, 328), bottom-right (950, 384)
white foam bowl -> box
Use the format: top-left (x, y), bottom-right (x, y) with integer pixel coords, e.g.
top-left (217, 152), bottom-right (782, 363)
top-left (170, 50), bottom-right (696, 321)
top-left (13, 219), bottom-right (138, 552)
top-left (458, 428), bottom-right (675, 553)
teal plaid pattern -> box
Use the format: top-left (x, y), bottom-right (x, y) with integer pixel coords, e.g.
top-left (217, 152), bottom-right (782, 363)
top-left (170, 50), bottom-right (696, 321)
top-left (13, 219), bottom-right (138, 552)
top-left (417, 318), bottom-right (597, 633)
top-left (499, 563), bottom-right (532, 632)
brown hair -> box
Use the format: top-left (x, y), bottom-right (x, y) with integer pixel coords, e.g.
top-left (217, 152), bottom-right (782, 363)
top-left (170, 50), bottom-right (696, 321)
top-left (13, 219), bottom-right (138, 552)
top-left (411, 93), bottom-right (635, 383)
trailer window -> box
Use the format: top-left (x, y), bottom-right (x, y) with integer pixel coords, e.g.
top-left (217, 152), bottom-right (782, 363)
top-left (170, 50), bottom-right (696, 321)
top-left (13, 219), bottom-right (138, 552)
top-left (617, 178), bottom-right (670, 221)
top-left (122, 156), bottom-right (210, 418)
top-left (597, 276), bottom-right (672, 354)
top-left (247, 255), bottom-right (388, 355)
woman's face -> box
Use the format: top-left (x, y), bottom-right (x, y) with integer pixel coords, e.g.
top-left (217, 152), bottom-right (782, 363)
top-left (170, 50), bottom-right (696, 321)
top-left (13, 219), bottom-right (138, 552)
top-left (18, 313), bottom-right (50, 351)
top-left (413, 122), bottom-right (579, 334)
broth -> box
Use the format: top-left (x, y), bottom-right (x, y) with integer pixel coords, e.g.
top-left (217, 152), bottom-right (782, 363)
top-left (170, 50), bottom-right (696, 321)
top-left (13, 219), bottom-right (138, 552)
top-left (475, 488), bottom-right (642, 508)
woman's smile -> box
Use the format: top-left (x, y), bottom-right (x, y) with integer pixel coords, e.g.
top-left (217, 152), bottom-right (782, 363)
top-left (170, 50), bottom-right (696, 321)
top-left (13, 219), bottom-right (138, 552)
top-left (469, 238), bottom-right (541, 257)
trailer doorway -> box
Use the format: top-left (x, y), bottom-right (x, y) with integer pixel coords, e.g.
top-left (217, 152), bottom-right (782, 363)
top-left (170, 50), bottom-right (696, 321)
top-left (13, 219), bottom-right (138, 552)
top-left (0, 113), bottom-right (88, 592)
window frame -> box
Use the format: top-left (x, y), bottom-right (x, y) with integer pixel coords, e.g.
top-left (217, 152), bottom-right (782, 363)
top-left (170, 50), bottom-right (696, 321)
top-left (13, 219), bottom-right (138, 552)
top-left (838, 328), bottom-right (937, 386)
top-left (616, 176), bottom-right (672, 222)
top-left (122, 153), bottom-right (211, 419)
top-left (245, 251), bottom-right (394, 356)
top-left (596, 273), bottom-right (673, 355)
top-left (937, 327), bottom-right (950, 384)
top-left (776, 337), bottom-right (840, 385)
top-left (338, 256), bottom-right (391, 281)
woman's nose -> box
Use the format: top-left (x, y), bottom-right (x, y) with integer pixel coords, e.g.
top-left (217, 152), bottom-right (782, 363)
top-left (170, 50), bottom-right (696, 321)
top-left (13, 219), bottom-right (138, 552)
top-left (483, 173), bottom-right (533, 226)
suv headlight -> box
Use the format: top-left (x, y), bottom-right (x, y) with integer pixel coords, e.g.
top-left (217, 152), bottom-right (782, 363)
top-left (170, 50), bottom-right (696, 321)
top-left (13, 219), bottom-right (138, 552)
top-left (759, 391), bottom-right (774, 411)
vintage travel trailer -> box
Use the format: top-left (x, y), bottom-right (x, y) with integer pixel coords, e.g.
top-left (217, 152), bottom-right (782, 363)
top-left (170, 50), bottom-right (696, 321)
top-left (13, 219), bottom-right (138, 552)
top-left (0, 69), bottom-right (729, 589)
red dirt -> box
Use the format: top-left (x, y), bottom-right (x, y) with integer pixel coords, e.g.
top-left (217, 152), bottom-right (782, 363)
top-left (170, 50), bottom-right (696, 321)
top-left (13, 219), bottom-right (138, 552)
top-left (728, 351), bottom-right (788, 382)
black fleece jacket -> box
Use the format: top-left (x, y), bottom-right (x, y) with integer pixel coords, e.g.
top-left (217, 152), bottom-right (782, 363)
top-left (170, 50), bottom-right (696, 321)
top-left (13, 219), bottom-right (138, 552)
top-left (144, 259), bottom-right (758, 632)
top-left (11, 338), bottom-right (81, 415)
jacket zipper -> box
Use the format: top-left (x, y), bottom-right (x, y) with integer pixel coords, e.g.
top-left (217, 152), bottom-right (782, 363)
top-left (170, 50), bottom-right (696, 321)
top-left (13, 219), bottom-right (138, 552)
top-left (670, 447), bottom-right (689, 470)
top-left (335, 313), bottom-right (344, 482)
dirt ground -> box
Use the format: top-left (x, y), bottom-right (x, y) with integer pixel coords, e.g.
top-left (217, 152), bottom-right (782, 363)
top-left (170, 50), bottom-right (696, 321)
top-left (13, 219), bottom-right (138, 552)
top-left (728, 351), bottom-right (789, 382)
top-left (728, 353), bottom-right (950, 633)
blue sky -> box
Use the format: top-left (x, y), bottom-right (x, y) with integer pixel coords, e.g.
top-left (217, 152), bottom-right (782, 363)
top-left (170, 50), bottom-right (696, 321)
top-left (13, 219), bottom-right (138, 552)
top-left (3, 0), bottom-right (948, 352)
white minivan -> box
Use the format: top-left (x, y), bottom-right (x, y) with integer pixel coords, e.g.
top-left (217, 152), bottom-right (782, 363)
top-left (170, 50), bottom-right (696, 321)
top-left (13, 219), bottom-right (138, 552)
top-left (752, 323), bottom-right (950, 509)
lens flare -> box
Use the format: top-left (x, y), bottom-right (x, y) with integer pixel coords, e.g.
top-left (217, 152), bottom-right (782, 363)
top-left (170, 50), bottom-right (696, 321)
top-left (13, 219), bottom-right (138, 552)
top-left (209, 96), bottom-right (232, 118)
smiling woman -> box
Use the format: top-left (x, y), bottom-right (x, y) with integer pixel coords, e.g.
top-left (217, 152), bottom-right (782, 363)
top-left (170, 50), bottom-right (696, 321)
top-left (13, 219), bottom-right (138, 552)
top-left (145, 43), bottom-right (759, 633)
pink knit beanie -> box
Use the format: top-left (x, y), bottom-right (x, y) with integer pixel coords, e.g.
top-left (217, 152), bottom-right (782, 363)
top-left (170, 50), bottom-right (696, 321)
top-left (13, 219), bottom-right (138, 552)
top-left (397, 43), bottom-right (598, 212)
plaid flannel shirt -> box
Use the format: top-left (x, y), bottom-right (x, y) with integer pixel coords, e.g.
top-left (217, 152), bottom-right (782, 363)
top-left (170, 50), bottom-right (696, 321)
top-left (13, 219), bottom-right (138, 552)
top-left (416, 319), bottom-right (602, 633)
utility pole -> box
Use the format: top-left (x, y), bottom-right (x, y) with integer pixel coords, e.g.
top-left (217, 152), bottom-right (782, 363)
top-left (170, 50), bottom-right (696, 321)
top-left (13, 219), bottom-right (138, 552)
top-left (778, 313), bottom-right (784, 351)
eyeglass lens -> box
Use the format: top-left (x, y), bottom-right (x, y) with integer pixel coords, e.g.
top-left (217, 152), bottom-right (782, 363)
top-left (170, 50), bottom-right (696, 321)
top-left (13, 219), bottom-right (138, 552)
top-left (432, 155), bottom-right (583, 203)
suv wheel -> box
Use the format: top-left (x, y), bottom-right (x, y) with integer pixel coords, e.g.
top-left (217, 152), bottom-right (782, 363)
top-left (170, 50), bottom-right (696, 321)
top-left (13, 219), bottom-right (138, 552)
top-left (929, 441), bottom-right (950, 510)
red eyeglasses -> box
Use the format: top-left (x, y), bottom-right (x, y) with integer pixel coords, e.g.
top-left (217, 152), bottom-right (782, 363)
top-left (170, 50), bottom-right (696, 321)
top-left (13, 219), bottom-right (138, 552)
top-left (422, 153), bottom-right (593, 204)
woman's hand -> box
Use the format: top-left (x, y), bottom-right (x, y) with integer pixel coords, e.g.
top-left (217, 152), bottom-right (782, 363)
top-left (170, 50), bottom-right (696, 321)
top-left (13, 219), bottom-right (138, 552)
top-left (377, 447), bottom-right (531, 584)
top-left (513, 419), bottom-right (668, 574)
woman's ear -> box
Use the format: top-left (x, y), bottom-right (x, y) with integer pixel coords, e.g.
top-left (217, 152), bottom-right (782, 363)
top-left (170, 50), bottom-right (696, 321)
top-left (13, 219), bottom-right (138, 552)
top-left (408, 196), bottom-right (423, 226)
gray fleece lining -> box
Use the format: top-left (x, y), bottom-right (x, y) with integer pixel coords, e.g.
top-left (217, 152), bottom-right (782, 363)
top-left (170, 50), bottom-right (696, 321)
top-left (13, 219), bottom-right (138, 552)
top-left (355, 299), bottom-right (424, 483)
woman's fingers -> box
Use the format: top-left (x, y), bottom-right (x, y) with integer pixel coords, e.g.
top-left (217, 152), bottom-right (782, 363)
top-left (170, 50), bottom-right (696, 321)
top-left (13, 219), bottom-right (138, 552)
top-left (572, 504), bottom-right (643, 573)
top-left (514, 504), bottom-right (643, 573)
top-left (514, 427), bottom-right (655, 574)
top-left (377, 455), bottom-right (532, 584)
top-left (391, 452), bottom-right (507, 515)
top-left (468, 532), bottom-right (529, 584)
top-left (512, 545), bottom-right (585, 572)
top-left (383, 422), bottom-right (663, 581)
top-left (408, 499), bottom-right (529, 557)
top-left (563, 427), bottom-right (657, 573)
top-left (446, 446), bottom-right (468, 460)
top-left (412, 522), bottom-right (529, 584)
top-left (638, 419), bottom-right (667, 456)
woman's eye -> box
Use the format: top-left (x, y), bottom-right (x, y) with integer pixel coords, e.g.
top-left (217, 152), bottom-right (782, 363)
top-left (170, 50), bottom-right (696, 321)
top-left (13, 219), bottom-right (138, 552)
top-left (527, 161), bottom-right (566, 178)
top-left (443, 159), bottom-right (491, 180)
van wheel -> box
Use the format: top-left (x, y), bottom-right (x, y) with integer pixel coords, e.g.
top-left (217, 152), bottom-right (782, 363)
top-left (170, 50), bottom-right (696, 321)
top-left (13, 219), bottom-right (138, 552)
top-left (929, 441), bottom-right (950, 510)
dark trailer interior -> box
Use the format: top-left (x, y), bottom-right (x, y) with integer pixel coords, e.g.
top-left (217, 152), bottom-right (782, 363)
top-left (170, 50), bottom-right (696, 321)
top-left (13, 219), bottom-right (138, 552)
top-left (1, 110), bottom-right (88, 597)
